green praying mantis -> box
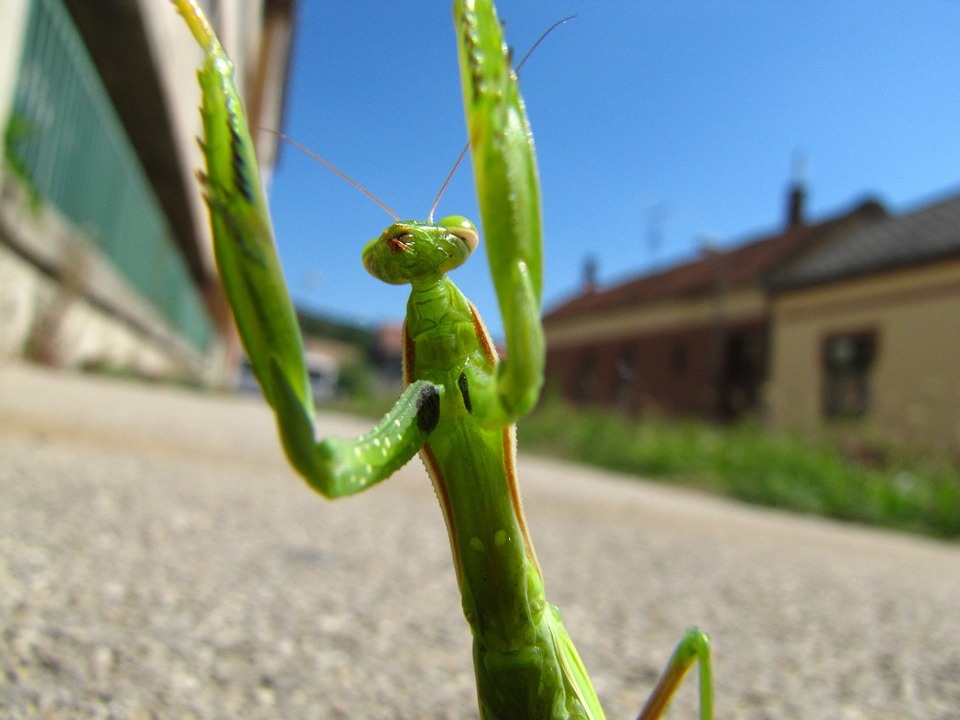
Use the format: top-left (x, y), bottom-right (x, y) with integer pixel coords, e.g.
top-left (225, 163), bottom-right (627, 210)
top-left (172, 0), bottom-right (712, 717)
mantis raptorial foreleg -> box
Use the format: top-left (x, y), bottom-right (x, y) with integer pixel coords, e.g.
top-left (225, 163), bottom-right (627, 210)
top-left (453, 0), bottom-right (546, 423)
top-left (174, 0), bottom-right (440, 497)
top-left (172, 0), bottom-right (713, 717)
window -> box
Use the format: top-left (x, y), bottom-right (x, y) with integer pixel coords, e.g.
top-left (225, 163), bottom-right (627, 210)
top-left (615, 345), bottom-right (637, 407)
top-left (723, 332), bottom-right (764, 417)
top-left (822, 331), bottom-right (877, 418)
top-left (673, 340), bottom-right (688, 377)
top-left (575, 352), bottom-right (597, 404)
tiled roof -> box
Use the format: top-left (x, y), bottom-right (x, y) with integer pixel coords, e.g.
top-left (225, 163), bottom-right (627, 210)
top-left (769, 190), bottom-right (960, 290)
top-left (544, 199), bottom-right (886, 323)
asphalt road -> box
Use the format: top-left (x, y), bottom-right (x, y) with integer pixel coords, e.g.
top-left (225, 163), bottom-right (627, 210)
top-left (2, 362), bottom-right (958, 719)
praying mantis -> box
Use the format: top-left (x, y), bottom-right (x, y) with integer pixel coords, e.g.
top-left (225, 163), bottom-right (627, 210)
top-left (172, 0), bottom-right (712, 717)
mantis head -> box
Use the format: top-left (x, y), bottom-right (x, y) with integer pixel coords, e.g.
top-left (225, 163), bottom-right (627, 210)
top-left (362, 216), bottom-right (479, 285)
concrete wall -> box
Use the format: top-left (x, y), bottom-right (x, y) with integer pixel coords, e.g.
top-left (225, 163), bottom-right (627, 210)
top-left (0, 0), bottom-right (293, 385)
top-left (0, 0), bottom-right (30, 160)
top-left (767, 258), bottom-right (960, 452)
top-left (0, 178), bottom-right (219, 381)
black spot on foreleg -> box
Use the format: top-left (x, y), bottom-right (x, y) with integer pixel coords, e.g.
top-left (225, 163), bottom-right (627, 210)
top-left (458, 372), bottom-right (472, 413)
top-left (416, 384), bottom-right (440, 433)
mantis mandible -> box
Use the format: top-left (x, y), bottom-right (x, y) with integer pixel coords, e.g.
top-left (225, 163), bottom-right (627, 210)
top-left (172, 0), bottom-right (712, 717)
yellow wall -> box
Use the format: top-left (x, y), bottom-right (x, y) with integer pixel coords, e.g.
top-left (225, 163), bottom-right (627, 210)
top-left (545, 286), bottom-right (767, 348)
top-left (767, 258), bottom-right (960, 451)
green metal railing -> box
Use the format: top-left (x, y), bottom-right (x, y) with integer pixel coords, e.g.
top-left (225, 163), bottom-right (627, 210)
top-left (6, 0), bottom-right (213, 352)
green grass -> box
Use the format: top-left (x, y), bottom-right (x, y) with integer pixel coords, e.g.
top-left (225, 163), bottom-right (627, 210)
top-left (518, 399), bottom-right (960, 540)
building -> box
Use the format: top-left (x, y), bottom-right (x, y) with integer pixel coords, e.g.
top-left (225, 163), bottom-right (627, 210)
top-left (544, 180), bottom-right (960, 453)
top-left (542, 185), bottom-right (885, 419)
top-left (0, 0), bottom-right (296, 384)
top-left (766, 190), bottom-right (960, 452)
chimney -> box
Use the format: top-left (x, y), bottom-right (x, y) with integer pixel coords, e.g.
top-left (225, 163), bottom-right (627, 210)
top-left (787, 184), bottom-right (805, 228)
top-left (786, 152), bottom-right (807, 228)
top-left (581, 255), bottom-right (598, 294)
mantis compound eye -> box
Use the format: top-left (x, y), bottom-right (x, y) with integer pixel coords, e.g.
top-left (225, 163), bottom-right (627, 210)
top-left (438, 215), bottom-right (479, 254)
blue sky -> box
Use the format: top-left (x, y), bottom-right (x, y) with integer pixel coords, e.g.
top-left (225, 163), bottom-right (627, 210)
top-left (266, 2), bottom-right (960, 339)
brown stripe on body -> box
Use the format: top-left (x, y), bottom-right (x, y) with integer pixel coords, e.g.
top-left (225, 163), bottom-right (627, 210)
top-left (502, 425), bottom-right (541, 577)
top-left (468, 304), bottom-right (540, 574)
top-left (419, 443), bottom-right (463, 589)
top-left (469, 302), bottom-right (498, 364)
top-left (404, 321), bottom-right (461, 580)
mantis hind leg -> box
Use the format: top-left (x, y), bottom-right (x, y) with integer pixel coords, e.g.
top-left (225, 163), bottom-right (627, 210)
top-left (637, 626), bottom-right (712, 720)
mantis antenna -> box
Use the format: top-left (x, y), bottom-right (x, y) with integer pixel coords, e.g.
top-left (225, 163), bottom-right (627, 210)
top-left (268, 130), bottom-right (400, 221)
top-left (269, 15), bottom-right (576, 227)
top-left (427, 14), bottom-right (577, 222)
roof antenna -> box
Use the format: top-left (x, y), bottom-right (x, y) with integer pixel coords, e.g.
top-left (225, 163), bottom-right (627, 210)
top-left (427, 14), bottom-right (577, 222)
top-left (786, 150), bottom-right (808, 228)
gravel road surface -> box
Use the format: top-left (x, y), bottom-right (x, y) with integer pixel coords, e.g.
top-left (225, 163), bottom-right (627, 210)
top-left (2, 362), bottom-right (959, 719)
